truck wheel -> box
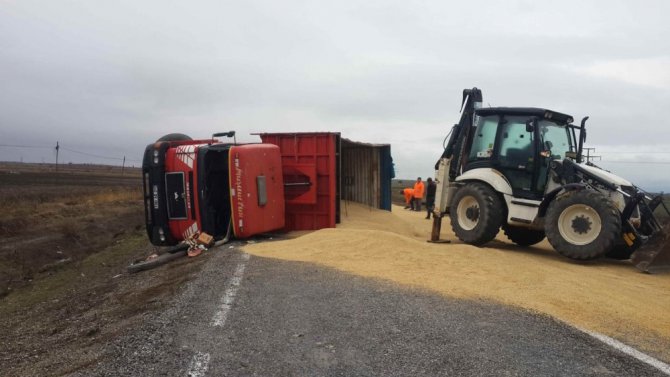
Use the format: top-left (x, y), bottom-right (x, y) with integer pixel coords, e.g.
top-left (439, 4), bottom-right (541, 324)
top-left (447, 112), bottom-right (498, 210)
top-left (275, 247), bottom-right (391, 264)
top-left (502, 224), bottom-right (545, 247)
top-left (157, 133), bottom-right (192, 142)
top-left (449, 183), bottom-right (503, 245)
top-left (545, 190), bottom-right (621, 260)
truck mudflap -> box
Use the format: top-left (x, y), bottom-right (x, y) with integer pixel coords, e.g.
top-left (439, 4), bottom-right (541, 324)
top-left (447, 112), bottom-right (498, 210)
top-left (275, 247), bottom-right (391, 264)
top-left (629, 195), bottom-right (670, 273)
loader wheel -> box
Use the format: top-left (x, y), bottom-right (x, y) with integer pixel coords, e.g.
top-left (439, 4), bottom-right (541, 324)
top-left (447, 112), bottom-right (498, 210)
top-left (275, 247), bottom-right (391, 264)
top-left (545, 190), bottom-right (621, 260)
top-left (502, 224), bottom-right (545, 247)
top-left (157, 133), bottom-right (192, 142)
top-left (449, 183), bottom-right (503, 245)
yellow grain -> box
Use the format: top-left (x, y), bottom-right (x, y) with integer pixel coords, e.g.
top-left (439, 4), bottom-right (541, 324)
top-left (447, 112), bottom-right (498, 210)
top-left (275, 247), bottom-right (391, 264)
top-left (243, 202), bottom-right (670, 360)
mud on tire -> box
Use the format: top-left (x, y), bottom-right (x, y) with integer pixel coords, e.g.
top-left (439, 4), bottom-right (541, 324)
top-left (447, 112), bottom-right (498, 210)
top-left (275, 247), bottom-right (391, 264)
top-left (545, 190), bottom-right (621, 260)
top-left (449, 182), bottom-right (503, 246)
top-left (502, 224), bottom-right (545, 247)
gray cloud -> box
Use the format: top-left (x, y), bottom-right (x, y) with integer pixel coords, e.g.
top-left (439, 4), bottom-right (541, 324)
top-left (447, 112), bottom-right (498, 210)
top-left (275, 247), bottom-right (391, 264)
top-left (1, 0), bottom-right (669, 189)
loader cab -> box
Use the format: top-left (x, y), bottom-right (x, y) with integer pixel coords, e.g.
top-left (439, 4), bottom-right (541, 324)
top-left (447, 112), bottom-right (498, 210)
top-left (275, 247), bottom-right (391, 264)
top-left (463, 108), bottom-right (576, 200)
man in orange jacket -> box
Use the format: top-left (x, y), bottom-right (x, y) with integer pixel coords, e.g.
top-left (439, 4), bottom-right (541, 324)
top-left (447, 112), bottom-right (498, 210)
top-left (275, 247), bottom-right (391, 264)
top-left (400, 188), bottom-right (414, 209)
top-left (413, 177), bottom-right (425, 211)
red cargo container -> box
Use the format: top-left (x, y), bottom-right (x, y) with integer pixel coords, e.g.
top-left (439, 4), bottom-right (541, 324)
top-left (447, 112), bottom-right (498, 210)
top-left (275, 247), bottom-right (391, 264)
top-left (258, 133), bottom-right (340, 231)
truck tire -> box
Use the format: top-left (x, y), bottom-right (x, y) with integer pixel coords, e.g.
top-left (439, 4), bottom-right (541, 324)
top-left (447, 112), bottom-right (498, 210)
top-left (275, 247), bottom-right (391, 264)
top-left (157, 133), bottom-right (192, 142)
top-left (545, 190), bottom-right (621, 260)
top-left (449, 182), bottom-right (503, 245)
top-left (502, 224), bottom-right (545, 247)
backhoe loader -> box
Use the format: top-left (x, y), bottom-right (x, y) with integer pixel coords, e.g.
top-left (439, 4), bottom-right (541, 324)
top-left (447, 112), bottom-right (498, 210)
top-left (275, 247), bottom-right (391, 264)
top-left (431, 88), bottom-right (670, 272)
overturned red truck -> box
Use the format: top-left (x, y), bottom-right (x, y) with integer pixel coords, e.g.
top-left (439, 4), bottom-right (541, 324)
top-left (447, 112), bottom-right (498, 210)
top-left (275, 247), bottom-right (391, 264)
top-left (143, 131), bottom-right (394, 247)
top-left (142, 132), bottom-right (288, 246)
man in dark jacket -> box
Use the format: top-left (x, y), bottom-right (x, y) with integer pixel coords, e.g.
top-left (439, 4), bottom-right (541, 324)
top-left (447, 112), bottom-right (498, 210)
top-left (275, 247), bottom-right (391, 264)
top-left (425, 178), bottom-right (437, 219)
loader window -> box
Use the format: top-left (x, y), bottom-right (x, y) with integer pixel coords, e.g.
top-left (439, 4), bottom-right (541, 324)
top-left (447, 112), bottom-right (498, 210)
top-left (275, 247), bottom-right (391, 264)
top-left (498, 116), bottom-right (535, 194)
top-left (537, 121), bottom-right (572, 193)
top-left (468, 115), bottom-right (498, 161)
top-left (538, 121), bottom-right (572, 159)
top-left (499, 117), bottom-right (535, 169)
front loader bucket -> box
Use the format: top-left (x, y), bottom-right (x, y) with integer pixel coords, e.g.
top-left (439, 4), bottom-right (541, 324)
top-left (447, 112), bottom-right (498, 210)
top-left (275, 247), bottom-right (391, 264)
top-left (631, 222), bottom-right (670, 273)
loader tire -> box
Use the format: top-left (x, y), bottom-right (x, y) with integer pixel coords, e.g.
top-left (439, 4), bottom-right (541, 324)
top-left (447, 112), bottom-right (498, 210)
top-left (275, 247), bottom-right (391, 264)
top-left (449, 182), bottom-right (503, 246)
top-left (157, 133), bottom-right (192, 142)
top-left (502, 224), bottom-right (545, 247)
top-left (545, 190), bottom-right (621, 260)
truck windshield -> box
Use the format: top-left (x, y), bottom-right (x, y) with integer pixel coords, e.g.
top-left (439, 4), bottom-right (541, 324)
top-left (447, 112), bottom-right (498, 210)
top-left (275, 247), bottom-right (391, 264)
top-left (539, 120), bottom-right (573, 159)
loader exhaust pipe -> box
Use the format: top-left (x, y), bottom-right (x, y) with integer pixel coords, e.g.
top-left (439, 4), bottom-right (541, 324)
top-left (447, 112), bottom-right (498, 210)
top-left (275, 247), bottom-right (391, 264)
top-left (577, 116), bottom-right (588, 163)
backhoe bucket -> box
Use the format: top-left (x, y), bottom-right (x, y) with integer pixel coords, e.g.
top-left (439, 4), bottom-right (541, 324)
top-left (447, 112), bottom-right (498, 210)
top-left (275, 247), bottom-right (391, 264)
top-left (631, 222), bottom-right (670, 273)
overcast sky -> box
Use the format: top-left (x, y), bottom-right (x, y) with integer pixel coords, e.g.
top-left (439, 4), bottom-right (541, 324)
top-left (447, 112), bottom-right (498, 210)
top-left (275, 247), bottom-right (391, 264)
top-left (1, 1), bottom-right (669, 190)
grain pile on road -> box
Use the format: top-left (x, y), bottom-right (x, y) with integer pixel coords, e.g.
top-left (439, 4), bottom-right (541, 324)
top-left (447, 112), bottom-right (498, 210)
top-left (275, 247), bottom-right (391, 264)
top-left (244, 201), bottom-right (670, 362)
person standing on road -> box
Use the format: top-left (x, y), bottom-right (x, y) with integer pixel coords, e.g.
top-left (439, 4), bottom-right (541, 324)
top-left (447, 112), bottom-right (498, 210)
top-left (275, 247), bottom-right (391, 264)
top-left (413, 177), bottom-right (424, 211)
top-left (400, 188), bottom-right (415, 209)
top-left (425, 178), bottom-right (437, 219)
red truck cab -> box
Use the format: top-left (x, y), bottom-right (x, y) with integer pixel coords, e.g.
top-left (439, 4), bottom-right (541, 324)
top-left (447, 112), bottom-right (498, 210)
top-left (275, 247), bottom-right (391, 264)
top-left (142, 133), bottom-right (285, 246)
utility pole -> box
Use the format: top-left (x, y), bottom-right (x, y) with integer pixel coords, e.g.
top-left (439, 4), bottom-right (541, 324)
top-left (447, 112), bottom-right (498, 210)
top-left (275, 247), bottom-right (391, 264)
top-left (122, 156), bottom-right (126, 175)
top-left (55, 141), bottom-right (59, 171)
top-left (583, 147), bottom-right (601, 164)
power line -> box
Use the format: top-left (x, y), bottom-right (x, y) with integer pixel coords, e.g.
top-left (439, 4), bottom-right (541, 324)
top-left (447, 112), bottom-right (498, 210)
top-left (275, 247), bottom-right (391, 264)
top-left (0, 143), bottom-right (141, 163)
top-left (599, 151), bottom-right (670, 154)
top-left (0, 144), bottom-right (52, 149)
top-left (601, 160), bottom-right (670, 165)
top-left (60, 147), bottom-right (126, 161)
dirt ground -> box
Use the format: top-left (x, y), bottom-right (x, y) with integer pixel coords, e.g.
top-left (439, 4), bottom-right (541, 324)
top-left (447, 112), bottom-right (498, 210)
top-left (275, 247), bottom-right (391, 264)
top-left (244, 201), bottom-right (670, 363)
top-left (0, 163), bottom-right (144, 295)
top-left (0, 163), bottom-right (210, 376)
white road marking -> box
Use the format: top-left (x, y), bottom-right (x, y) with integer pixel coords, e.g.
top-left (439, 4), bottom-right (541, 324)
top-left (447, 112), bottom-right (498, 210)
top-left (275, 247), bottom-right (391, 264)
top-left (186, 351), bottom-right (210, 377)
top-left (578, 327), bottom-right (670, 375)
top-left (186, 253), bottom-right (251, 376)
top-left (212, 253), bottom-right (251, 327)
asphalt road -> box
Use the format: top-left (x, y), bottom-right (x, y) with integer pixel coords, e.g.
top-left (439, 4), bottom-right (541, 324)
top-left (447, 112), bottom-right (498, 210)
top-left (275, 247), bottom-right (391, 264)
top-left (78, 244), bottom-right (666, 377)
